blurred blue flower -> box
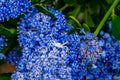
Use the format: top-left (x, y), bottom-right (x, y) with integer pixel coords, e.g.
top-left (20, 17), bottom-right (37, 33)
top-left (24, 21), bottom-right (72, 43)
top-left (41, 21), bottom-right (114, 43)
top-left (0, 35), bottom-right (7, 60)
top-left (0, 35), bottom-right (7, 50)
top-left (0, 53), bottom-right (6, 59)
top-left (6, 46), bottom-right (22, 65)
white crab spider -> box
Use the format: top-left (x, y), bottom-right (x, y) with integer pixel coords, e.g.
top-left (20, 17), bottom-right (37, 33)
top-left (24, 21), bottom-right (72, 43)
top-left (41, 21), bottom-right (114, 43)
top-left (50, 40), bottom-right (69, 51)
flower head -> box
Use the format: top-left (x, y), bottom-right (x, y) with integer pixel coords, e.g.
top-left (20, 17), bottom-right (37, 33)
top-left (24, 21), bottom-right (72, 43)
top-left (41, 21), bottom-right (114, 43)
top-left (16, 7), bottom-right (73, 80)
top-left (0, 0), bottom-right (32, 22)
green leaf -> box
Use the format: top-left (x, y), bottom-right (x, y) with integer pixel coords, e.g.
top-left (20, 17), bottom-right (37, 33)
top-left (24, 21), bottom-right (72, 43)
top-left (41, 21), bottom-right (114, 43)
top-left (34, 4), bottom-right (55, 18)
top-left (112, 14), bottom-right (120, 40)
top-left (0, 74), bottom-right (11, 80)
top-left (82, 23), bottom-right (90, 32)
top-left (0, 26), bottom-right (12, 38)
top-left (69, 16), bottom-right (82, 29)
top-left (68, 16), bottom-right (90, 33)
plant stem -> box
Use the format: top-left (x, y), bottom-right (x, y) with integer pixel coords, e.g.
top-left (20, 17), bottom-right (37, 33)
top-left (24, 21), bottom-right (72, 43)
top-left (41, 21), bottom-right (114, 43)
top-left (94, 0), bottom-right (119, 36)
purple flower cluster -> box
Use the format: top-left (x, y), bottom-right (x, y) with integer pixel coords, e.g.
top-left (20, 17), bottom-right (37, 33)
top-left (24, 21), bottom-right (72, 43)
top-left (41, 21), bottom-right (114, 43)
top-left (0, 0), bottom-right (32, 22)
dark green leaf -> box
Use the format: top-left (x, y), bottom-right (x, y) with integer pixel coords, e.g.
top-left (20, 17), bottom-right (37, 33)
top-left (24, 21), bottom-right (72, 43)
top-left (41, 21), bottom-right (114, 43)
top-left (34, 4), bottom-right (55, 19)
top-left (64, 0), bottom-right (76, 4)
top-left (31, 0), bottom-right (45, 4)
top-left (41, 0), bottom-right (55, 4)
top-left (0, 74), bottom-right (11, 80)
top-left (82, 23), bottom-right (90, 32)
top-left (112, 14), bottom-right (120, 40)
top-left (0, 26), bottom-right (12, 38)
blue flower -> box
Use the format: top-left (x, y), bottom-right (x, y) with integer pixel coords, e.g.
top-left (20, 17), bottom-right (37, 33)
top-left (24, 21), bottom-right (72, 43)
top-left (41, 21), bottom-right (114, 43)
top-left (0, 35), bottom-right (7, 51)
top-left (16, 6), bottom-right (120, 80)
top-left (16, 7), bottom-right (73, 80)
top-left (0, 53), bottom-right (6, 59)
top-left (0, 0), bottom-right (32, 22)
top-left (11, 71), bottom-right (25, 80)
top-left (68, 30), bottom-right (120, 80)
top-left (6, 46), bottom-right (22, 65)
top-left (0, 35), bottom-right (7, 60)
